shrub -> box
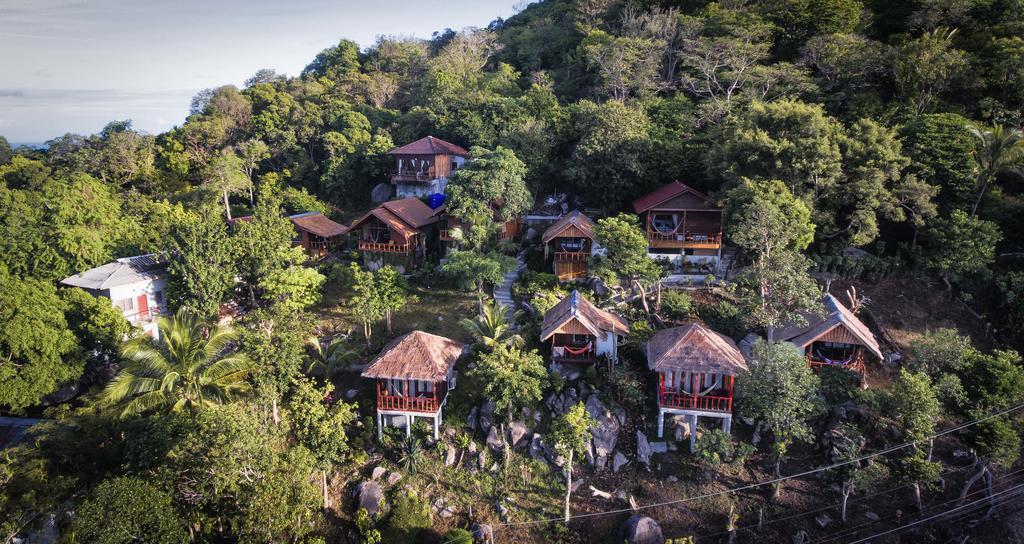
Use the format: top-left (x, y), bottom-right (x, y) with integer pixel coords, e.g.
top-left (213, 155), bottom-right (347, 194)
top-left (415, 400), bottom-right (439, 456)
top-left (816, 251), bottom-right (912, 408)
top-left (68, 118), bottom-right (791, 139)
top-left (72, 476), bottom-right (187, 544)
top-left (661, 290), bottom-right (693, 321)
top-left (444, 528), bottom-right (474, 544)
top-left (696, 300), bottom-right (744, 338)
top-left (693, 429), bottom-right (736, 465)
top-left (627, 320), bottom-right (654, 345)
top-left (604, 363), bottom-right (646, 413)
top-left (818, 366), bottom-right (860, 404)
top-left (382, 489), bottom-right (432, 543)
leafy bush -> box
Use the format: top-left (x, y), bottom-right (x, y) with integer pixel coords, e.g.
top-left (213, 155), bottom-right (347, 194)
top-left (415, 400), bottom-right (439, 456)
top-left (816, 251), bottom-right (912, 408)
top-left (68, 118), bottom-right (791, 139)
top-left (444, 528), bottom-right (474, 544)
top-left (906, 328), bottom-right (975, 376)
top-left (382, 489), bottom-right (432, 543)
top-left (514, 270), bottom-right (560, 297)
top-left (696, 300), bottom-right (744, 339)
top-left (818, 365), bottom-right (860, 404)
top-left (661, 290), bottom-right (693, 321)
top-left (604, 363), bottom-right (647, 413)
top-left (627, 320), bottom-right (654, 345)
top-left (693, 429), bottom-right (736, 465)
top-left (72, 476), bottom-right (187, 544)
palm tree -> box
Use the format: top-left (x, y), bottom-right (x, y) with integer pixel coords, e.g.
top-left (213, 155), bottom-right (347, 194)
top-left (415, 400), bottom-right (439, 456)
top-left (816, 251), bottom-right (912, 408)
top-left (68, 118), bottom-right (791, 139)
top-left (459, 300), bottom-right (523, 350)
top-left (306, 333), bottom-right (357, 378)
top-left (968, 124), bottom-right (1024, 217)
top-left (102, 311), bottom-right (255, 417)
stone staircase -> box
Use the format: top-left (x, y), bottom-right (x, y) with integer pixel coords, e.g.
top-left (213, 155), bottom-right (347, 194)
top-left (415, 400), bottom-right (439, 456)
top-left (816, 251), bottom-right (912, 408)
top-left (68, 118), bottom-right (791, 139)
top-left (493, 255), bottom-right (526, 324)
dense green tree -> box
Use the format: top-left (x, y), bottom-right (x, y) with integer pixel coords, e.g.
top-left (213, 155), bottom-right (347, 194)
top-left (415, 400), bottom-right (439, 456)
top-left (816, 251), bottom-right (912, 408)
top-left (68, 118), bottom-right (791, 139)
top-left (44, 172), bottom-right (133, 277)
top-left (0, 266), bottom-right (80, 412)
top-left (760, 0), bottom-right (862, 53)
top-left (591, 213), bottom-right (663, 314)
top-left (471, 345), bottom-right (547, 473)
top-left (71, 477), bottom-right (187, 544)
top-left (923, 209), bottom-right (1001, 284)
top-left (460, 300), bottom-right (522, 350)
top-left (550, 401), bottom-right (594, 522)
top-left (565, 100), bottom-right (651, 208)
top-left (892, 28), bottom-right (968, 114)
top-left (899, 113), bottom-right (978, 211)
top-left (288, 378), bottom-right (356, 508)
top-left (60, 287), bottom-right (132, 373)
top-left (736, 340), bottom-right (820, 498)
top-left (0, 155), bottom-right (50, 190)
top-left (966, 124), bottom-right (1024, 217)
top-left (204, 148), bottom-right (250, 220)
top-left (582, 30), bottom-right (663, 100)
top-left (238, 306), bottom-right (314, 424)
top-left (446, 145), bottom-right (531, 221)
top-left (164, 206), bottom-right (236, 319)
top-left (102, 311), bottom-right (254, 417)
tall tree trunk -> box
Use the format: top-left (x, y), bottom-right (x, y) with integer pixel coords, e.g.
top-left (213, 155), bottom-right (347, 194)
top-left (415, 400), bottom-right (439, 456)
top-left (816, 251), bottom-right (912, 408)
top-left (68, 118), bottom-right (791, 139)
top-left (322, 469), bottom-right (330, 510)
top-left (840, 481), bottom-right (851, 523)
top-left (727, 504), bottom-right (737, 544)
top-left (386, 310), bottom-right (392, 334)
top-left (222, 190), bottom-right (232, 221)
top-left (913, 482), bottom-right (923, 514)
top-left (271, 397), bottom-right (280, 425)
top-left (478, 280), bottom-right (485, 315)
top-left (971, 175), bottom-right (989, 218)
top-left (772, 458), bottom-right (783, 499)
top-left (960, 461), bottom-right (988, 504)
top-left (564, 449), bottom-right (574, 523)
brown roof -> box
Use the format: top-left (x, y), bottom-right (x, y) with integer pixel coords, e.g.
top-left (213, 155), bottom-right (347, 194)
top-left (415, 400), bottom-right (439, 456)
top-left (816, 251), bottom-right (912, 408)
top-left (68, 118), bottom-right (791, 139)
top-left (289, 212), bottom-right (348, 238)
top-left (347, 198), bottom-right (440, 239)
top-left (540, 290), bottom-right (630, 341)
top-left (646, 323), bottom-right (748, 375)
top-left (361, 331), bottom-right (464, 381)
top-left (777, 294), bottom-right (883, 359)
top-left (632, 181), bottom-right (712, 213)
top-left (541, 210), bottom-right (595, 243)
top-left (388, 136), bottom-right (469, 157)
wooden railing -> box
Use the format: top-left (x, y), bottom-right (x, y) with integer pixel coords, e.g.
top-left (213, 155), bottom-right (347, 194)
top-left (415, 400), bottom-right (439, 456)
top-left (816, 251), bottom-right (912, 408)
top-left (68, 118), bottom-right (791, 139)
top-left (552, 344), bottom-right (596, 363)
top-left (647, 231), bottom-right (722, 247)
top-left (659, 391), bottom-right (732, 412)
top-left (376, 383), bottom-right (445, 412)
top-left (554, 251), bottom-right (589, 262)
top-left (391, 168), bottom-right (437, 183)
top-left (358, 240), bottom-right (412, 254)
top-left (807, 353), bottom-right (865, 373)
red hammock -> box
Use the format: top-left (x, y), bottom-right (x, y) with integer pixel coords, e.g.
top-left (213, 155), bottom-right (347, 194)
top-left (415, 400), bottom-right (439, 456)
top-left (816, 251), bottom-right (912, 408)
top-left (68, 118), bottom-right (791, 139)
top-left (563, 342), bottom-right (593, 356)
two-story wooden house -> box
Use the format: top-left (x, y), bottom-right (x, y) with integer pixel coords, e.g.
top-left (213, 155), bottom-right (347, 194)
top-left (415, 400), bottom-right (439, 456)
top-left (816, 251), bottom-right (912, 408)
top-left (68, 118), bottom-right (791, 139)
top-left (632, 181), bottom-right (724, 272)
top-left (540, 290), bottom-right (630, 367)
top-left (388, 136), bottom-right (469, 198)
top-left (777, 293), bottom-right (883, 377)
top-left (361, 331), bottom-right (463, 440)
top-left (541, 211), bottom-right (596, 281)
top-left (346, 197), bottom-right (443, 271)
top-left (60, 254), bottom-right (169, 339)
top-left (288, 212), bottom-right (348, 259)
top-left (646, 323), bottom-right (748, 450)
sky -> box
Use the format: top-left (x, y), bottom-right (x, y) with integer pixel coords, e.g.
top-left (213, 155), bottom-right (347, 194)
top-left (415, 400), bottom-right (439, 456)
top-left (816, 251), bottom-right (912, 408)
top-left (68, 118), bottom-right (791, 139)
top-left (0, 0), bottom-right (520, 144)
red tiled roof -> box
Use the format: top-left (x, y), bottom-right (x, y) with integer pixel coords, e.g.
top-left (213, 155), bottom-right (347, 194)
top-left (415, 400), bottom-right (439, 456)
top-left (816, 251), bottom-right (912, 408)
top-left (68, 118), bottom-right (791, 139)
top-left (388, 136), bottom-right (469, 157)
top-left (289, 212), bottom-right (348, 238)
top-left (632, 181), bottom-right (712, 213)
top-left (347, 198), bottom-right (441, 239)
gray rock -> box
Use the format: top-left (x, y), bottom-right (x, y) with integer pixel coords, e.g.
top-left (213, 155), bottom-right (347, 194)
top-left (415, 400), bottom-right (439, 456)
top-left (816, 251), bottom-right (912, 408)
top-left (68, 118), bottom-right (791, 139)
top-left (666, 475), bottom-right (678, 483)
top-left (433, 497), bottom-right (456, 519)
top-left (479, 400), bottom-right (495, 432)
top-left (529, 434), bottom-right (545, 460)
top-left (793, 530), bottom-right (809, 544)
top-left (468, 441), bottom-right (478, 453)
top-left (467, 406), bottom-right (479, 432)
top-left (613, 451), bottom-right (629, 473)
top-left (471, 522), bottom-right (494, 543)
top-left (390, 415), bottom-right (408, 428)
top-left (353, 480), bottom-right (384, 517)
top-left (370, 466), bottom-right (386, 480)
top-left (585, 393), bottom-right (625, 469)
top-left (345, 389), bottom-right (359, 399)
top-left (507, 421), bottom-right (529, 449)
top-left (524, 227), bottom-right (538, 241)
top-left (486, 426), bottom-right (505, 452)
top-left (650, 442), bottom-right (668, 454)
top-left (489, 462), bottom-right (499, 473)
top-left (618, 515), bottom-right (663, 544)
top-left (864, 511), bottom-right (880, 522)
top-left (636, 431), bottom-right (652, 466)
top-left (589, 277), bottom-right (609, 297)
top-left (497, 500), bottom-right (511, 522)
top-left (477, 451), bottom-right (487, 471)
top-left (570, 478), bottom-right (584, 493)
top-left (370, 183), bottom-right (394, 203)
top-left (445, 445), bottom-right (458, 466)
top-left (386, 472), bottom-right (402, 486)
top-left (670, 415), bottom-right (691, 442)
top-left (815, 514), bottom-right (831, 528)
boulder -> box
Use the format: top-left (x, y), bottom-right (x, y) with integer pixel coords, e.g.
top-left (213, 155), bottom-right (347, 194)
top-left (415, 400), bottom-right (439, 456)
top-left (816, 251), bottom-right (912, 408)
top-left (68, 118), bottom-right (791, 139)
top-left (370, 183), bottom-right (394, 203)
top-left (585, 393), bottom-right (625, 469)
top-left (589, 277), bottom-right (609, 297)
top-left (433, 497), bottom-right (456, 519)
top-left (507, 421), bottom-right (529, 449)
top-left (649, 442), bottom-right (668, 454)
top-left (470, 522), bottom-right (494, 544)
top-left (390, 415), bottom-right (408, 428)
top-left (486, 426), bottom-right (505, 452)
top-left (523, 227), bottom-right (538, 241)
top-left (445, 444), bottom-right (458, 466)
top-left (815, 514), bottom-right (832, 528)
top-left (477, 451), bottom-right (487, 471)
top-left (529, 434), bottom-right (545, 460)
top-left (467, 406), bottom-right (479, 432)
top-left (345, 389), bottom-right (359, 400)
top-left (636, 431), bottom-right (652, 466)
top-left (618, 515), bottom-right (664, 544)
top-left (370, 466), bottom-right (386, 480)
top-left (353, 481), bottom-right (384, 517)
top-left (479, 400), bottom-right (495, 432)
top-left (613, 451), bottom-right (630, 473)
top-left (496, 500), bottom-right (511, 522)
top-left (386, 472), bottom-right (403, 486)
top-left (669, 415), bottom-right (691, 442)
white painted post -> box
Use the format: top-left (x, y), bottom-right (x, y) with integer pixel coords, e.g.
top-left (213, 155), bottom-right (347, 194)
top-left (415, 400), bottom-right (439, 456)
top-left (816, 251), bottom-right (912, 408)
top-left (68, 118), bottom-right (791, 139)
top-left (722, 416), bottom-right (731, 434)
top-left (406, 415), bottom-right (412, 437)
top-left (377, 412), bottom-right (383, 440)
top-left (433, 413), bottom-right (440, 440)
top-left (688, 414), bottom-right (698, 452)
top-left (657, 409), bottom-right (665, 438)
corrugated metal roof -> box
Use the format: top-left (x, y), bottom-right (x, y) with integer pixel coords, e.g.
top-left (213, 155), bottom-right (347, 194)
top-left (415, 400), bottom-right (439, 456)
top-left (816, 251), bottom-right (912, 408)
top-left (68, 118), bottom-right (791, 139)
top-left (60, 254), bottom-right (167, 291)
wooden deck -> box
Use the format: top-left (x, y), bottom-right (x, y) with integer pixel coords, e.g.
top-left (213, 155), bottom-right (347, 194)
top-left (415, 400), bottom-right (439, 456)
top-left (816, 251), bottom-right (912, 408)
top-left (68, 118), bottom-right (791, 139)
top-left (358, 240), bottom-right (412, 254)
top-left (376, 383), bottom-right (446, 413)
top-left (647, 231), bottom-right (722, 249)
top-left (658, 391), bottom-right (732, 413)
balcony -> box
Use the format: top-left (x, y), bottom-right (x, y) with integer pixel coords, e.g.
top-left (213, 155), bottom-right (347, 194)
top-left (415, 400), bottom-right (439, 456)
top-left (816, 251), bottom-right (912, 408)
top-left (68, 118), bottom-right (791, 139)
top-left (391, 168), bottom-right (437, 184)
top-left (376, 383), bottom-right (447, 413)
top-left (647, 231), bottom-right (722, 249)
top-left (552, 343), bottom-right (597, 363)
top-left (554, 251), bottom-right (589, 262)
top-left (807, 352), bottom-right (865, 373)
top-left (658, 391), bottom-right (733, 413)
top-left (358, 240), bottom-right (412, 254)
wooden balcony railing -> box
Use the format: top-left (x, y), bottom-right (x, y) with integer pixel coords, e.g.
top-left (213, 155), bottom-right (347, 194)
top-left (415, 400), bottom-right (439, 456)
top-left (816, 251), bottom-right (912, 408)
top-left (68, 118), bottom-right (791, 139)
top-left (376, 383), bottom-right (445, 413)
top-left (391, 169), bottom-right (437, 183)
top-left (659, 391), bottom-right (733, 413)
top-left (647, 231), bottom-right (722, 248)
top-left (552, 344), bottom-right (596, 363)
top-left (358, 240), bottom-right (412, 254)
top-left (554, 251), bottom-right (589, 262)
top-left (807, 353), bottom-right (865, 373)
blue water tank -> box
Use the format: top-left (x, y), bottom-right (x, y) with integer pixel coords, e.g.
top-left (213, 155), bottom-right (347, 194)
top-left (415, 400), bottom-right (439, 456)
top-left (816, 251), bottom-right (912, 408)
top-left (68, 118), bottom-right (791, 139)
top-left (427, 193), bottom-right (446, 209)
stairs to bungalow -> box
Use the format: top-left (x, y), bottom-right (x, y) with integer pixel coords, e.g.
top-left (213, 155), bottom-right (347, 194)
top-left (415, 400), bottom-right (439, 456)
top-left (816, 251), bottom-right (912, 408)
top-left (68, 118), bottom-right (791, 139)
top-left (493, 254), bottom-right (526, 325)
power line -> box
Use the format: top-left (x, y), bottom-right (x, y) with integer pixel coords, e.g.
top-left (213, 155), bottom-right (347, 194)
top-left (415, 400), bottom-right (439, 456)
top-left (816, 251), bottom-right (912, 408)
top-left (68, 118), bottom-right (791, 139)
top-left (497, 400), bottom-right (1024, 529)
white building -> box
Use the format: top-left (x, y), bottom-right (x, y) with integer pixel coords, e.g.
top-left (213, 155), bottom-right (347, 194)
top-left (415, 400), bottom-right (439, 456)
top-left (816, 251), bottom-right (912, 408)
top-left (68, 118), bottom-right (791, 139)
top-left (60, 254), bottom-right (169, 339)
